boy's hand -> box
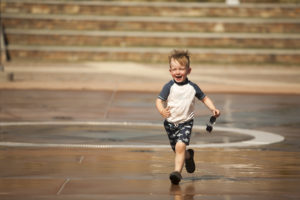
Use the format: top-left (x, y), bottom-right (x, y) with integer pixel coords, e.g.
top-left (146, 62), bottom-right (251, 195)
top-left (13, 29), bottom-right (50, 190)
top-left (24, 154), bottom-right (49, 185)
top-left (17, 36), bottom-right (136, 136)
top-left (156, 98), bottom-right (171, 119)
top-left (160, 106), bottom-right (171, 118)
top-left (212, 109), bottom-right (220, 118)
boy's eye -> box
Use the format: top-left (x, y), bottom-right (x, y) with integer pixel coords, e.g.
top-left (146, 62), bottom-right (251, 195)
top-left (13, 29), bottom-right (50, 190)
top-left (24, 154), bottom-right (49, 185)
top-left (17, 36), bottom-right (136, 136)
top-left (171, 67), bottom-right (185, 72)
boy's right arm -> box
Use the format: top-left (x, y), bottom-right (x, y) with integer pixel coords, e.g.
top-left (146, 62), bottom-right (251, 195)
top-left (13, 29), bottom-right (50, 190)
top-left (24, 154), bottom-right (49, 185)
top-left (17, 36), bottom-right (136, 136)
top-left (156, 98), bottom-right (171, 118)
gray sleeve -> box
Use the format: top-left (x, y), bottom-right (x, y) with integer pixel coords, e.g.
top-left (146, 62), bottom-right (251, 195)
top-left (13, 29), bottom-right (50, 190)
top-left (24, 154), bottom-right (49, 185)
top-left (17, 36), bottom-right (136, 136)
top-left (190, 82), bottom-right (206, 100)
top-left (158, 81), bottom-right (173, 101)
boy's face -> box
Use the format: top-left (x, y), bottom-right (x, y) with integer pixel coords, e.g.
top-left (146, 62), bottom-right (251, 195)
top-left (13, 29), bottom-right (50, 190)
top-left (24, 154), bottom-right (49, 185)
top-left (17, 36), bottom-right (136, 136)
top-left (169, 58), bottom-right (191, 83)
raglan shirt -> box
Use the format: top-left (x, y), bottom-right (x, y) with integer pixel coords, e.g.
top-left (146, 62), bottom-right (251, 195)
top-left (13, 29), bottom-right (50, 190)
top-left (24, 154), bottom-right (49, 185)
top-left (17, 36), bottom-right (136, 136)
top-left (158, 79), bottom-right (206, 124)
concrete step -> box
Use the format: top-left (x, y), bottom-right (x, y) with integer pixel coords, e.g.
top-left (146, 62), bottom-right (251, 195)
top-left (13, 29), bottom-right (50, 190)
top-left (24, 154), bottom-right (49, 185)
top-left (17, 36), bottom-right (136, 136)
top-left (3, 0), bottom-right (300, 18)
top-left (7, 45), bottom-right (300, 65)
top-left (3, 0), bottom-right (300, 4)
top-left (6, 29), bottom-right (300, 49)
top-left (240, 0), bottom-right (300, 3)
top-left (3, 13), bottom-right (300, 33)
top-left (2, 1), bottom-right (299, 64)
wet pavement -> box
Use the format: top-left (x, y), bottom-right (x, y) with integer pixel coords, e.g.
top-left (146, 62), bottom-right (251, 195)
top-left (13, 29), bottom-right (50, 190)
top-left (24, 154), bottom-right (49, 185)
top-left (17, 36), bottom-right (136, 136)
top-left (0, 89), bottom-right (300, 200)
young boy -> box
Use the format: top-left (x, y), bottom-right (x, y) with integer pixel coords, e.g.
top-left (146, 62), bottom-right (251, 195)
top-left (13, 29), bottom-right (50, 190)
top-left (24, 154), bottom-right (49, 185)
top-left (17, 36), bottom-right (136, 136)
top-left (156, 50), bottom-right (220, 185)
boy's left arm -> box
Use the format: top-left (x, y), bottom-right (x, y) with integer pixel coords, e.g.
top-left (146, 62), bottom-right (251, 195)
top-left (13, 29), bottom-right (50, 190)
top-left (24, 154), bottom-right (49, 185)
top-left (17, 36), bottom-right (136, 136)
top-left (201, 96), bottom-right (220, 117)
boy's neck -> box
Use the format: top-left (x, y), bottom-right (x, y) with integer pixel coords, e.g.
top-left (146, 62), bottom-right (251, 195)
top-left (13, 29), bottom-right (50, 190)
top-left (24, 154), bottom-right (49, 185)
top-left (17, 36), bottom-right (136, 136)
top-left (174, 78), bottom-right (189, 85)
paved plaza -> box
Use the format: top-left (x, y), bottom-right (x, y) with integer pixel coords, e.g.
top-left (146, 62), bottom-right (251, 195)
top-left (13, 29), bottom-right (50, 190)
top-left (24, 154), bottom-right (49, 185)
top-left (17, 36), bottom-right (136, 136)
top-left (0, 89), bottom-right (299, 200)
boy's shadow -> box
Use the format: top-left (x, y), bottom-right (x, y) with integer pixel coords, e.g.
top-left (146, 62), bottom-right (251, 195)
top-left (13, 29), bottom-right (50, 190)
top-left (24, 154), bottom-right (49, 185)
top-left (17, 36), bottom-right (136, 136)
top-left (169, 184), bottom-right (195, 200)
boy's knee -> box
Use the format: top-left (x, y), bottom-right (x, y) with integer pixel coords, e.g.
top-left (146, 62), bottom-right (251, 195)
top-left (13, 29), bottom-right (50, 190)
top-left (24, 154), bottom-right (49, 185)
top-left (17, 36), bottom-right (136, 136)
top-left (175, 141), bottom-right (186, 153)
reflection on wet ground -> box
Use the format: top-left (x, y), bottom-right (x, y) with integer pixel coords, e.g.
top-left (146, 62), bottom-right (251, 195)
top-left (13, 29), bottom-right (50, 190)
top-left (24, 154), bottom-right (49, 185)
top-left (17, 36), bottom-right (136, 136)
top-left (0, 90), bottom-right (300, 199)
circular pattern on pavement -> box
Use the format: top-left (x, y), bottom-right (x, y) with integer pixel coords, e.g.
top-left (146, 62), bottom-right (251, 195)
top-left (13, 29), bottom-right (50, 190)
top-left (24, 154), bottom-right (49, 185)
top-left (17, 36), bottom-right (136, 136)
top-left (0, 121), bottom-right (284, 149)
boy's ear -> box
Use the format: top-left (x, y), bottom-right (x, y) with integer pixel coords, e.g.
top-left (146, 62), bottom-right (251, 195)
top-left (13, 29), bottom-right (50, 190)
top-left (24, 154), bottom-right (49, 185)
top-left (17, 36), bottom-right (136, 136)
top-left (188, 67), bottom-right (192, 74)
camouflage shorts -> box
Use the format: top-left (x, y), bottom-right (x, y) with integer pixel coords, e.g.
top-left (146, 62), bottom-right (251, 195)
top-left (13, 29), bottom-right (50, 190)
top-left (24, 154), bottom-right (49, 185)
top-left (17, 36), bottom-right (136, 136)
top-left (163, 119), bottom-right (194, 151)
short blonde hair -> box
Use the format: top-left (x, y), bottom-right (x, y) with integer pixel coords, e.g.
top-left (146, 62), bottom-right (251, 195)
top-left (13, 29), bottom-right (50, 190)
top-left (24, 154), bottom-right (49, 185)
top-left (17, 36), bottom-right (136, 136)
top-left (168, 49), bottom-right (190, 68)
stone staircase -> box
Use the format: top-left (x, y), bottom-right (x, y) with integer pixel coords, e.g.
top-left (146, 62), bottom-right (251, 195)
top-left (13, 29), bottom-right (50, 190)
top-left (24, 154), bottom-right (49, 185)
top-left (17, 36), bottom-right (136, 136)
top-left (1, 0), bottom-right (300, 65)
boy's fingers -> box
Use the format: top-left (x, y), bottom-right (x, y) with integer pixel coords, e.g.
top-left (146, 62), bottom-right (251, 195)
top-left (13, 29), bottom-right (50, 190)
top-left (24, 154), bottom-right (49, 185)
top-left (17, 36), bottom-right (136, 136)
top-left (214, 110), bottom-right (220, 117)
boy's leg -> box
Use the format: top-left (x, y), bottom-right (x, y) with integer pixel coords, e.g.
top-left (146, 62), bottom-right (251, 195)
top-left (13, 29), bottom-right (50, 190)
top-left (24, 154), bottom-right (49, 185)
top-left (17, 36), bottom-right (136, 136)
top-left (174, 141), bottom-right (187, 173)
top-left (174, 142), bottom-right (195, 173)
top-left (185, 150), bottom-right (191, 160)
top-left (165, 119), bottom-right (195, 184)
top-left (169, 141), bottom-right (186, 185)
top-left (185, 149), bottom-right (195, 173)
top-left (177, 119), bottom-right (195, 173)
top-left (170, 142), bottom-right (194, 184)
